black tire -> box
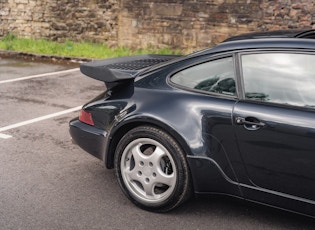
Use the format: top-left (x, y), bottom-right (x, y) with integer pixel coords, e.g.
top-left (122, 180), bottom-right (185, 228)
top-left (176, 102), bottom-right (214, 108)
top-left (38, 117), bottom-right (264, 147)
top-left (114, 126), bottom-right (192, 212)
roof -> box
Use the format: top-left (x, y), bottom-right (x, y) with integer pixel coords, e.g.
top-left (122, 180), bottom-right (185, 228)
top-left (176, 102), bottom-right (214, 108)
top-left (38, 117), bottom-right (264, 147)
top-left (140, 38), bottom-right (315, 76)
top-left (188, 38), bottom-right (315, 57)
top-left (223, 29), bottom-right (315, 42)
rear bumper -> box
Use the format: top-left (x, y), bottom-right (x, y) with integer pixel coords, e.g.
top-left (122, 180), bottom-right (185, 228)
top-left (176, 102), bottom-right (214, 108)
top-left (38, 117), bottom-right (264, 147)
top-left (69, 118), bottom-right (107, 160)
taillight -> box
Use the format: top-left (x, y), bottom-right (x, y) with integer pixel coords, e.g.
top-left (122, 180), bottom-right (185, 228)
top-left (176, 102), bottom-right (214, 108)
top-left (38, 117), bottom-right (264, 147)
top-left (79, 109), bottom-right (95, 126)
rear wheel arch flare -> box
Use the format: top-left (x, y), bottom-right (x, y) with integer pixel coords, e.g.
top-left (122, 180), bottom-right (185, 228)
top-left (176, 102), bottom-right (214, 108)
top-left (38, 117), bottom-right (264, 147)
top-left (105, 120), bottom-right (192, 170)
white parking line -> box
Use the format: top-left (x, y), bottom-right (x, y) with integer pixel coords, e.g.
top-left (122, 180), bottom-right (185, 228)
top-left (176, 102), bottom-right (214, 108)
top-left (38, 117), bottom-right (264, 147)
top-left (0, 68), bottom-right (79, 84)
top-left (0, 133), bottom-right (12, 139)
top-left (0, 106), bottom-right (82, 139)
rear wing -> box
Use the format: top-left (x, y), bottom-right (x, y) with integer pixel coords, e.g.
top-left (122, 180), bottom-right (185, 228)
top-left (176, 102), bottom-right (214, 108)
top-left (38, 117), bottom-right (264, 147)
top-left (80, 54), bottom-right (180, 89)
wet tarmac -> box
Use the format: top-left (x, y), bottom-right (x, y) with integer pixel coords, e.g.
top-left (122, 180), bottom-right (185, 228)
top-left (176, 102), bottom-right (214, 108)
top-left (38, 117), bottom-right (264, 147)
top-left (0, 57), bottom-right (75, 80)
top-left (1, 56), bottom-right (315, 230)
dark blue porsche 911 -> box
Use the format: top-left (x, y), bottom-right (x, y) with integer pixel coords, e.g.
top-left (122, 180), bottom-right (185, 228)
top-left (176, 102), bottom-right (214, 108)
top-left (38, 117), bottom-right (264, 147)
top-left (70, 31), bottom-right (315, 216)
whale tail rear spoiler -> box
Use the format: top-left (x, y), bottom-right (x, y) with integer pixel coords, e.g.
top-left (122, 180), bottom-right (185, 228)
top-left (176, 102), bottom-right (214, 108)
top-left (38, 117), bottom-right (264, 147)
top-left (80, 54), bottom-right (180, 89)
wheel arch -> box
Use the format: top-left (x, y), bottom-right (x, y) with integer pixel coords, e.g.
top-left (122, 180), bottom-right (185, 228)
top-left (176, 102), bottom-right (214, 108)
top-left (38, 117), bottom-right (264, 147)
top-left (105, 117), bottom-right (193, 170)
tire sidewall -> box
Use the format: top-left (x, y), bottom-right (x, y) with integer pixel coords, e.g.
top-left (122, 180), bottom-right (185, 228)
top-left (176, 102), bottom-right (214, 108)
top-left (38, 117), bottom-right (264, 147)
top-left (114, 126), bottom-right (189, 212)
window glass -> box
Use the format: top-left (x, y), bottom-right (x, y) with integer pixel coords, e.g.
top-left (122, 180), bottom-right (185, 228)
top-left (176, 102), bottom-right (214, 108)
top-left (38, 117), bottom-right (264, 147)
top-left (242, 53), bottom-right (315, 108)
top-left (171, 57), bottom-right (236, 96)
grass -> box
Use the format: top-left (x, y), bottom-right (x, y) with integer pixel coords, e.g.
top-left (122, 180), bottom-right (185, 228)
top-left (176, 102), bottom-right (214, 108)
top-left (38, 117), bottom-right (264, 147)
top-left (0, 34), bottom-right (180, 59)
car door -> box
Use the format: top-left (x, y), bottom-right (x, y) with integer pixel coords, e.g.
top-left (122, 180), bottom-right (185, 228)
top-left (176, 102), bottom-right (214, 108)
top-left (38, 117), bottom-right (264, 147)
top-left (233, 51), bottom-right (315, 202)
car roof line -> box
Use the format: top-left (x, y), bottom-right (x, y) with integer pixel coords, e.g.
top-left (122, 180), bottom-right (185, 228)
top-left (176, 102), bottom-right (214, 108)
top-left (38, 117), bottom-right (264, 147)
top-left (189, 38), bottom-right (315, 57)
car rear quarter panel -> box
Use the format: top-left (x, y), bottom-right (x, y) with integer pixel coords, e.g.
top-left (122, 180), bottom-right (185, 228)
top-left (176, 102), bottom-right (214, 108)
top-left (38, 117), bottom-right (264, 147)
top-left (108, 86), bottom-right (242, 196)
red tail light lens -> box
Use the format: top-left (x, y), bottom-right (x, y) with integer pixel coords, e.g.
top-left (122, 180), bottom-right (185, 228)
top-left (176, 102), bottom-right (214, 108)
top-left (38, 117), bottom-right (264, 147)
top-left (79, 109), bottom-right (95, 126)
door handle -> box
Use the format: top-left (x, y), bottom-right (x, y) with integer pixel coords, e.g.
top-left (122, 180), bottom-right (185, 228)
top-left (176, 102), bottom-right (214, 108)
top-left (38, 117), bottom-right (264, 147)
top-left (235, 117), bottom-right (265, 130)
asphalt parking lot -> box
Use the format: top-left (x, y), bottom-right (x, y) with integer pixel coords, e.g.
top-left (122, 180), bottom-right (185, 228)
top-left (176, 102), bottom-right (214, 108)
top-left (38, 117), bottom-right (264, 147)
top-left (1, 56), bottom-right (315, 230)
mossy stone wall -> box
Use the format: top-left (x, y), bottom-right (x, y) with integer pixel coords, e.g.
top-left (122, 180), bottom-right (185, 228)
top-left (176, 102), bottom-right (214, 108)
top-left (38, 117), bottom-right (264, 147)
top-left (1, 0), bottom-right (314, 51)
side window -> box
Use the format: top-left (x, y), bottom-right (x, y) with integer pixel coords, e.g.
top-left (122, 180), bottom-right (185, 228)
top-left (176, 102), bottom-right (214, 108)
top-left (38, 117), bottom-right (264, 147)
top-left (241, 53), bottom-right (315, 108)
top-left (171, 57), bottom-right (236, 96)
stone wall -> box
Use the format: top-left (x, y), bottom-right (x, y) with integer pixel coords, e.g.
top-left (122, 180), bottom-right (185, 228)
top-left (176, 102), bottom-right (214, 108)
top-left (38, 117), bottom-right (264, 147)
top-left (1, 0), bottom-right (315, 51)
top-left (259, 0), bottom-right (315, 31)
top-left (0, 0), bottom-right (119, 46)
top-left (119, 0), bottom-right (263, 51)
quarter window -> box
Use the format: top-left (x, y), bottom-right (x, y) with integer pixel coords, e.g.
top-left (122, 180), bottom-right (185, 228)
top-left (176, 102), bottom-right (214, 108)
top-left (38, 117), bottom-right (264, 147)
top-left (171, 57), bottom-right (236, 96)
top-left (242, 53), bottom-right (315, 108)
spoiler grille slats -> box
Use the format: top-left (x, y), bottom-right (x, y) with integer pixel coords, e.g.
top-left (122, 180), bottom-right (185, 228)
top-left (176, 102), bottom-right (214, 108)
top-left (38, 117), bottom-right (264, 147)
top-left (80, 54), bottom-right (180, 84)
top-left (106, 58), bottom-right (174, 71)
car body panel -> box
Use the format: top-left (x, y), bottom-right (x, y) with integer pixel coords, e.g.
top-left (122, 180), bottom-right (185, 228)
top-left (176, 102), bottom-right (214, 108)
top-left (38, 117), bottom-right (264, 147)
top-left (69, 119), bottom-right (107, 160)
top-left (234, 102), bottom-right (315, 201)
top-left (109, 87), bottom-right (240, 183)
top-left (69, 34), bottom-right (315, 216)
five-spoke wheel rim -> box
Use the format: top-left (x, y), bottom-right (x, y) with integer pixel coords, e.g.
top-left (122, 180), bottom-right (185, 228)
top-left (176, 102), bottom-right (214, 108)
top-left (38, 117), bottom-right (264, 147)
top-left (120, 138), bottom-right (177, 204)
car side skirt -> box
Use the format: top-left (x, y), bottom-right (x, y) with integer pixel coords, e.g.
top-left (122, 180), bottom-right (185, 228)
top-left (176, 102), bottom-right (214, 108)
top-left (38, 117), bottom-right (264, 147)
top-left (189, 155), bottom-right (315, 217)
top-left (241, 184), bottom-right (315, 217)
top-left (187, 156), bottom-right (242, 197)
